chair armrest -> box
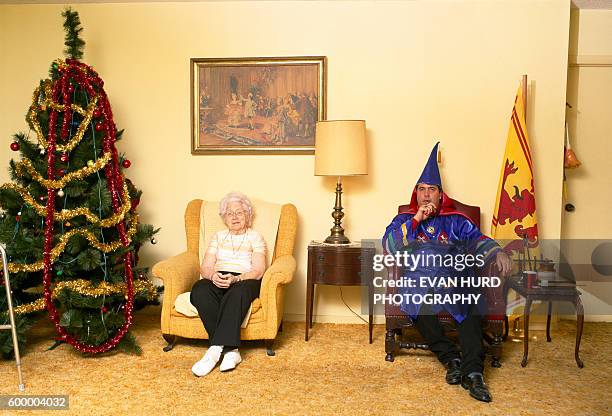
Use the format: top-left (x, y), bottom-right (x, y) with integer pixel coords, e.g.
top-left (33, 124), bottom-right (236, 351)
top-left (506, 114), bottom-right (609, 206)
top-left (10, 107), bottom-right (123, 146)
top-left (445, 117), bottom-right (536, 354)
top-left (152, 251), bottom-right (200, 305)
top-left (259, 255), bottom-right (297, 316)
top-left (480, 262), bottom-right (506, 319)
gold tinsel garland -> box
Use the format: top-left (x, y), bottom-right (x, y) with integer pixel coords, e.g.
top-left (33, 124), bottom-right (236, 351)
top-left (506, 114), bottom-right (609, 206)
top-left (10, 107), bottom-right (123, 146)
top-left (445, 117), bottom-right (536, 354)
top-left (12, 278), bottom-right (158, 315)
top-left (0, 181), bottom-right (132, 228)
top-left (15, 151), bottom-right (112, 190)
top-left (5, 59), bottom-right (146, 317)
top-left (7, 214), bottom-right (139, 273)
top-left (27, 79), bottom-right (100, 154)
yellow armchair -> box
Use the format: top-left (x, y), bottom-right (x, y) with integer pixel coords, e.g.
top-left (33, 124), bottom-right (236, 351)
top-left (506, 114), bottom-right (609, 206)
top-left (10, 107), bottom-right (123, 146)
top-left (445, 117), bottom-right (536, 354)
top-left (152, 199), bottom-right (297, 355)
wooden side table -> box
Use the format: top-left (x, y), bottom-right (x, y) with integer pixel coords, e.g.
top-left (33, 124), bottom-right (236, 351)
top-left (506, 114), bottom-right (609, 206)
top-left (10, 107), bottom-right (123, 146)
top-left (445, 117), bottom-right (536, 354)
top-left (305, 242), bottom-right (376, 343)
top-left (505, 276), bottom-right (584, 368)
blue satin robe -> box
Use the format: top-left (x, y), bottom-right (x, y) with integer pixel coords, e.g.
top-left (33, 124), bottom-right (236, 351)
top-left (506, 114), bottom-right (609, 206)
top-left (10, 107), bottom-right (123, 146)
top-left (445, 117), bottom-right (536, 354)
top-left (382, 213), bottom-right (501, 322)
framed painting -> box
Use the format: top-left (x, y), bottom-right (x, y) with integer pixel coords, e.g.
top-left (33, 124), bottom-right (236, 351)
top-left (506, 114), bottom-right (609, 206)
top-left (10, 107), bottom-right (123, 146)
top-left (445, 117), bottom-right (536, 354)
top-left (191, 56), bottom-right (327, 154)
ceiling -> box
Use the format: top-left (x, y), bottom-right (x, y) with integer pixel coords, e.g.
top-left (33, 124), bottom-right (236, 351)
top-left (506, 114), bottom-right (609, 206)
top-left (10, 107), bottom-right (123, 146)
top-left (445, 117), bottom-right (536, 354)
top-left (572, 0), bottom-right (612, 9)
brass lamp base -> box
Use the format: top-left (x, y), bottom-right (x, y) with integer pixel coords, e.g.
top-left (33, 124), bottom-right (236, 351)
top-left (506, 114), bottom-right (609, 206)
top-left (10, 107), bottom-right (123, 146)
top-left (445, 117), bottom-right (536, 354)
top-left (324, 178), bottom-right (351, 245)
top-left (324, 232), bottom-right (350, 245)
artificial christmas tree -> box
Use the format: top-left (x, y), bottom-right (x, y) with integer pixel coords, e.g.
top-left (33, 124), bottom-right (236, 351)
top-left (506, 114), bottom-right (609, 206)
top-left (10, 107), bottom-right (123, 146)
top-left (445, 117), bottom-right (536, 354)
top-left (0, 9), bottom-right (158, 355)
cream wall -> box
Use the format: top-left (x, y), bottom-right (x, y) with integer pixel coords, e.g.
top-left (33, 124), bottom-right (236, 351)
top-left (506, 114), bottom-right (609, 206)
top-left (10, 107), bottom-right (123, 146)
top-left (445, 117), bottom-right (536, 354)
top-left (563, 9), bottom-right (612, 320)
top-left (0, 1), bottom-right (571, 323)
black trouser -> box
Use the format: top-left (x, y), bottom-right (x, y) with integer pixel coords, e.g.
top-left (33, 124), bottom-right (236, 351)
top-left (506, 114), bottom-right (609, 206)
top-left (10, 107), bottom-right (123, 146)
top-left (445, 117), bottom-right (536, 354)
top-left (190, 275), bottom-right (261, 349)
top-left (413, 302), bottom-right (485, 375)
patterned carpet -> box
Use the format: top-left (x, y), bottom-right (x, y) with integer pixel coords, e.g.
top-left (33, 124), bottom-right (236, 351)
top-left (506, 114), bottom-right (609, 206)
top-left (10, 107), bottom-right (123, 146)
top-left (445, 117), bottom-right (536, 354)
top-left (0, 306), bottom-right (610, 415)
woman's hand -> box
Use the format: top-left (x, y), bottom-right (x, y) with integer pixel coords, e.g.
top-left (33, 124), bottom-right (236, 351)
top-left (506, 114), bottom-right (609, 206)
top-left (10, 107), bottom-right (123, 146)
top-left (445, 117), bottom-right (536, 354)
top-left (211, 272), bottom-right (231, 289)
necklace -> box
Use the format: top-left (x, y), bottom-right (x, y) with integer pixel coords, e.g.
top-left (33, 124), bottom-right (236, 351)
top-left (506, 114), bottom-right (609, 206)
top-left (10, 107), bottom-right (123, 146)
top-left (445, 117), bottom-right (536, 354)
top-left (226, 230), bottom-right (247, 255)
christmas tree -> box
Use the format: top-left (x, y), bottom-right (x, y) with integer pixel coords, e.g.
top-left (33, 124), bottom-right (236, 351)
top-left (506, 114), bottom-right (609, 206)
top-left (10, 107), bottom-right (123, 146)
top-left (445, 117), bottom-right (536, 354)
top-left (0, 9), bottom-right (158, 356)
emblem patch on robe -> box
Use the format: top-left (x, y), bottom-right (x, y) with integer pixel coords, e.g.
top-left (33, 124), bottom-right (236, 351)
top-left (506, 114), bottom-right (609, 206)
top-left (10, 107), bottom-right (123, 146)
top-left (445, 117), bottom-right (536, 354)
top-left (427, 226), bottom-right (435, 234)
top-left (417, 233), bottom-right (428, 242)
top-left (438, 231), bottom-right (449, 244)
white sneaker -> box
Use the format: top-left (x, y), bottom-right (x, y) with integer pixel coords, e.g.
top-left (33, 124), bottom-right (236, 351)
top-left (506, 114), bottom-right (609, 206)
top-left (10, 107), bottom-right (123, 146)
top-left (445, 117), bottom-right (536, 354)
top-left (192, 345), bottom-right (222, 377)
top-left (219, 349), bottom-right (242, 372)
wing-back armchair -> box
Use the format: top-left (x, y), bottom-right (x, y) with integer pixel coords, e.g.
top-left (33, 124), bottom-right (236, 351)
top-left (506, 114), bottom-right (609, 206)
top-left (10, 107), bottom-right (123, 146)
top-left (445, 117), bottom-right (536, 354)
top-left (152, 198), bottom-right (297, 356)
top-left (384, 199), bottom-right (505, 367)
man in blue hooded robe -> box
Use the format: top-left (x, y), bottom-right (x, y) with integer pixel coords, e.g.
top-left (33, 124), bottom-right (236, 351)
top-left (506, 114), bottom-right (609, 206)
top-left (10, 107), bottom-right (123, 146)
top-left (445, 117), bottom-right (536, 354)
top-left (383, 142), bottom-right (512, 403)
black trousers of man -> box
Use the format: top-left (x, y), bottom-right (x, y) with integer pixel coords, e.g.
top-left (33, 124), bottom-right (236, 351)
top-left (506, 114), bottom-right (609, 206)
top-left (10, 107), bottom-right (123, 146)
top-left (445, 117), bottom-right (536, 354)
top-left (190, 275), bottom-right (261, 349)
top-left (413, 301), bottom-right (485, 375)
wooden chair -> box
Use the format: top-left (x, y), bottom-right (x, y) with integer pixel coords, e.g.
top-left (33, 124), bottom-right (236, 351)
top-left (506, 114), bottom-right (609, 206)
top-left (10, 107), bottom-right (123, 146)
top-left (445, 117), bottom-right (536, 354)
top-left (384, 199), bottom-right (505, 367)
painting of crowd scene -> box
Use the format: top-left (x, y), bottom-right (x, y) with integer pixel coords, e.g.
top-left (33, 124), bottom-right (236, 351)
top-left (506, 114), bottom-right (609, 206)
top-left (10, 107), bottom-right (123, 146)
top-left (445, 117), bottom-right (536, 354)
top-left (192, 57), bottom-right (326, 153)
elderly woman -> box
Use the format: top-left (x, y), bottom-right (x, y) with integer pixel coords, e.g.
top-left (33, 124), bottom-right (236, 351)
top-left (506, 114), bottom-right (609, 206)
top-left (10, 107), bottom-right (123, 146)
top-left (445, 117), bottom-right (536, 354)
top-left (190, 192), bottom-right (266, 377)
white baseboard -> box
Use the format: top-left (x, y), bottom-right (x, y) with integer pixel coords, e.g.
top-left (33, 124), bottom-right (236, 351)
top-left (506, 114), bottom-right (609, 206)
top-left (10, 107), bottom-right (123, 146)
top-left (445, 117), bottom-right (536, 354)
top-left (283, 313), bottom-right (386, 325)
top-left (283, 313), bottom-right (612, 324)
top-left (559, 314), bottom-right (612, 322)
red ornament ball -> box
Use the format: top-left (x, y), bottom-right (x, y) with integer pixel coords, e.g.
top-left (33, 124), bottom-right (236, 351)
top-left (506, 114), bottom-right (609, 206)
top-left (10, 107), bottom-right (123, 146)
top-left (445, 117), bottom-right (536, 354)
top-left (122, 159), bottom-right (131, 169)
top-left (15, 215), bottom-right (21, 222)
top-left (68, 84), bottom-right (75, 93)
top-left (93, 108), bottom-right (102, 118)
top-left (60, 153), bottom-right (69, 163)
top-left (95, 122), bottom-right (104, 132)
top-left (10, 142), bottom-right (20, 151)
top-left (101, 306), bottom-right (107, 313)
top-left (58, 169), bottom-right (66, 176)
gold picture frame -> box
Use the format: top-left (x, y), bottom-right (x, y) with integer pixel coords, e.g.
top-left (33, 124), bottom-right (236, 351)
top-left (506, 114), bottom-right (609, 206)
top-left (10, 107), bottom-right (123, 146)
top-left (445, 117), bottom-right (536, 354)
top-left (191, 56), bottom-right (327, 154)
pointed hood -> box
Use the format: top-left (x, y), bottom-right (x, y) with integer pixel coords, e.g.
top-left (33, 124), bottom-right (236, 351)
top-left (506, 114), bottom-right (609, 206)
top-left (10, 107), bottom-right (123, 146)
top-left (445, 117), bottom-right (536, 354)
top-left (417, 142), bottom-right (442, 187)
top-left (403, 142), bottom-right (465, 218)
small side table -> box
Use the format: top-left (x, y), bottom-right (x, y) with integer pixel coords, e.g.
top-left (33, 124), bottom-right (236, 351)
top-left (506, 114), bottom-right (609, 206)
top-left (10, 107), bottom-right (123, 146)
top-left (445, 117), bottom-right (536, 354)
top-left (505, 276), bottom-right (584, 368)
top-left (306, 242), bottom-right (375, 343)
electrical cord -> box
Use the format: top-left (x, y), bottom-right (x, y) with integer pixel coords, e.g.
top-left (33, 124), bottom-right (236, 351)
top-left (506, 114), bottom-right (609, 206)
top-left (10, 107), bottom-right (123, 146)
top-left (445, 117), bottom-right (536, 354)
top-left (338, 287), bottom-right (369, 325)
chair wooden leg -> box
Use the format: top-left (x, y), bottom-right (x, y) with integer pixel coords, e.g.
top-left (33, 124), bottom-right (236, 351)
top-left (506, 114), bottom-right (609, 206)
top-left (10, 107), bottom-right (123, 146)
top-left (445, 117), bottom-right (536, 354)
top-left (265, 339), bottom-right (275, 356)
top-left (503, 315), bottom-right (509, 341)
top-left (490, 322), bottom-right (503, 368)
top-left (385, 329), bottom-right (397, 362)
top-left (162, 334), bottom-right (177, 352)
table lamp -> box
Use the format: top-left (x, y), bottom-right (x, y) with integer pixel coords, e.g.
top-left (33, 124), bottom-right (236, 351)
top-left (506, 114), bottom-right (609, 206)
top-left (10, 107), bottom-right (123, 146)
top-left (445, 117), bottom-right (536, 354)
top-left (314, 120), bottom-right (367, 244)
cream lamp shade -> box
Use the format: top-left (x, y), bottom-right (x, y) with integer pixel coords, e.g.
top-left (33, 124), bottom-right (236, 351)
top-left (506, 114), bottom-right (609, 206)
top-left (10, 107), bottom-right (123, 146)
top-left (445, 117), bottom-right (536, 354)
top-left (314, 120), bottom-right (367, 176)
top-left (314, 120), bottom-right (367, 244)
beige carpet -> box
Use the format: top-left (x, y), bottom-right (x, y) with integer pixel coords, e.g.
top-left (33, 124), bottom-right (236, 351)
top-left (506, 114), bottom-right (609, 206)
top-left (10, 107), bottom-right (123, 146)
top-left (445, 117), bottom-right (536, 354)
top-left (0, 306), bottom-right (610, 415)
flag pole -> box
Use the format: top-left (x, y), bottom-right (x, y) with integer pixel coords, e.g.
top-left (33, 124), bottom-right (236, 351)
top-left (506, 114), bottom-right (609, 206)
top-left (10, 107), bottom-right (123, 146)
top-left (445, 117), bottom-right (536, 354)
top-left (522, 74), bottom-right (528, 123)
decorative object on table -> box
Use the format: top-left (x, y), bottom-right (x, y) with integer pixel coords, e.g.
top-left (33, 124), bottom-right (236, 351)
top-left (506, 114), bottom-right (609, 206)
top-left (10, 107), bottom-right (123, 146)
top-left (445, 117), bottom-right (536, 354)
top-left (314, 120), bottom-right (367, 244)
top-left (0, 9), bottom-right (159, 356)
top-left (191, 56), bottom-right (326, 154)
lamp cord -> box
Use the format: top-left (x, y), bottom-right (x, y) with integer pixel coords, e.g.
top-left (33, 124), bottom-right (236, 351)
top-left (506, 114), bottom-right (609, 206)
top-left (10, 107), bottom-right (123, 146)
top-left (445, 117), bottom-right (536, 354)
top-left (338, 287), bottom-right (369, 325)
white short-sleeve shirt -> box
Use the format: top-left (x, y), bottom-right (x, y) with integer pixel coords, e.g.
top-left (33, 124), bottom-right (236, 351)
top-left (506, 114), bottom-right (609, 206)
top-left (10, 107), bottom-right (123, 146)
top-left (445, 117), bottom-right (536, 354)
top-left (206, 229), bottom-right (266, 274)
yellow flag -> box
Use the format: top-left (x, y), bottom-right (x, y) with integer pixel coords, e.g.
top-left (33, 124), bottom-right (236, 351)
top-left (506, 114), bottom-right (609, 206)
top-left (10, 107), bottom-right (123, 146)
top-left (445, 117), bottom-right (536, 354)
top-left (492, 85), bottom-right (539, 312)
top-left (491, 85), bottom-right (539, 250)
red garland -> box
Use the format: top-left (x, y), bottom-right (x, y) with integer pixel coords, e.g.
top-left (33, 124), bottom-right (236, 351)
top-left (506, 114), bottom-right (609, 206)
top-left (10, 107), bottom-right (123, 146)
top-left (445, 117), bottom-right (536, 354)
top-left (42, 60), bottom-right (135, 353)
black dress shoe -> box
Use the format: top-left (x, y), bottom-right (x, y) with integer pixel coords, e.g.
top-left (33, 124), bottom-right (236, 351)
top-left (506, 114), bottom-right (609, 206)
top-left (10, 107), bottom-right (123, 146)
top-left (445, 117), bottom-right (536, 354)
top-left (461, 373), bottom-right (492, 403)
top-left (445, 359), bottom-right (462, 385)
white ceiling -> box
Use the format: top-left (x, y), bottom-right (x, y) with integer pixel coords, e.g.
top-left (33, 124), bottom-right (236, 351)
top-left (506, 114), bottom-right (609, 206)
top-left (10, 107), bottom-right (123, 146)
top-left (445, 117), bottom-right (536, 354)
top-left (572, 0), bottom-right (612, 9)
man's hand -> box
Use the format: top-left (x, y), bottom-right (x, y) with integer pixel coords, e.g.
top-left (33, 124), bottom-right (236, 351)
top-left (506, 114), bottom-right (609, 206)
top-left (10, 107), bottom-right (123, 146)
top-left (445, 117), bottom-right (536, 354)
top-left (414, 203), bottom-right (437, 223)
top-left (211, 272), bottom-right (230, 289)
top-left (495, 251), bottom-right (513, 277)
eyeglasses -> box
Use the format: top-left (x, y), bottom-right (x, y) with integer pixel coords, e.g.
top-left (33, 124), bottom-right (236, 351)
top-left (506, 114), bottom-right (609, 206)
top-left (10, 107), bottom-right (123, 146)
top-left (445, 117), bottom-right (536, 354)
top-left (225, 210), bottom-right (246, 218)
